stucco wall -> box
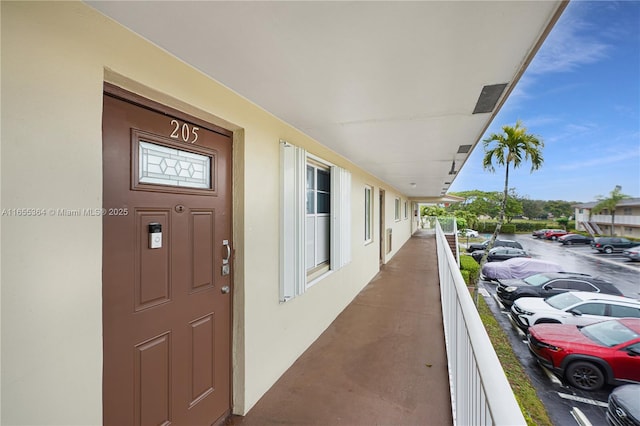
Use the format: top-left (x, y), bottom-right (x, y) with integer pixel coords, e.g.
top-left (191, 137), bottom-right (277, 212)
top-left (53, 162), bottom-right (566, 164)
top-left (1, 2), bottom-right (413, 424)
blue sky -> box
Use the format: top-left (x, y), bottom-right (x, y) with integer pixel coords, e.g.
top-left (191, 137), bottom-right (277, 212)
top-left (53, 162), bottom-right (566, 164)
top-left (450, 0), bottom-right (640, 202)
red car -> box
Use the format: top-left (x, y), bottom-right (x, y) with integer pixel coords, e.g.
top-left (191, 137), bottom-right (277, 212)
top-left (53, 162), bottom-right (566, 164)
top-left (528, 318), bottom-right (640, 391)
top-left (543, 229), bottom-right (569, 240)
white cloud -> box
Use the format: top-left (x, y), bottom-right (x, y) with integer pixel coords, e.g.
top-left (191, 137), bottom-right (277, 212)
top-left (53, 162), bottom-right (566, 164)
top-left (527, 3), bottom-right (611, 75)
top-left (556, 149), bottom-right (640, 171)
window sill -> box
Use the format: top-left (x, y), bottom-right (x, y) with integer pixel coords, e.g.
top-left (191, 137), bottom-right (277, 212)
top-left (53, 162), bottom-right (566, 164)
top-left (307, 269), bottom-right (333, 289)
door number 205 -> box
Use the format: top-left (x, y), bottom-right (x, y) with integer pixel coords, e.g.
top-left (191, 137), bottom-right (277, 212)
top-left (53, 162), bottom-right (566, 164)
top-left (170, 119), bottom-right (199, 144)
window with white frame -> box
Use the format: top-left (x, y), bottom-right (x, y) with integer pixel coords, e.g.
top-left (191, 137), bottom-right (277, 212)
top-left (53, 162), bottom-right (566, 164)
top-left (280, 141), bottom-right (351, 302)
top-left (395, 198), bottom-right (400, 221)
top-left (364, 185), bottom-right (373, 243)
top-left (404, 200), bottom-right (408, 219)
top-left (306, 161), bottom-right (331, 275)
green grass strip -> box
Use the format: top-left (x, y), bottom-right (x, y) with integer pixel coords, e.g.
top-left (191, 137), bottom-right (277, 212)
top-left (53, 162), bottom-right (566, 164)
top-left (476, 296), bottom-right (553, 426)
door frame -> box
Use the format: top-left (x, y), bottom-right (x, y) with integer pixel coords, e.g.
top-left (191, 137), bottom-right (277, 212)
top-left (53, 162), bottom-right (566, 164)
top-left (102, 82), bottom-right (235, 422)
top-left (379, 189), bottom-right (385, 266)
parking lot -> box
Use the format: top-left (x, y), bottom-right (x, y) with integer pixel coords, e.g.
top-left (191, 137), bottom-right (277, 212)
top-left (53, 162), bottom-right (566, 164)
top-left (462, 233), bottom-right (640, 426)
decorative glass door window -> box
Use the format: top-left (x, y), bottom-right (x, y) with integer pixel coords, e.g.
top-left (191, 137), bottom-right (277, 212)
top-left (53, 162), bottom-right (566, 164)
top-left (138, 141), bottom-right (211, 189)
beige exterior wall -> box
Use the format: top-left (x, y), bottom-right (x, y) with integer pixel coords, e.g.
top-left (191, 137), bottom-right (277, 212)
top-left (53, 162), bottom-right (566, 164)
top-left (0, 2), bottom-right (413, 424)
top-left (575, 206), bottom-right (640, 239)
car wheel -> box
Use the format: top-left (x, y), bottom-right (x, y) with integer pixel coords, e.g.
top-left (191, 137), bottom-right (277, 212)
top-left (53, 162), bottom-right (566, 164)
top-left (566, 361), bottom-right (605, 391)
top-left (565, 241), bottom-right (573, 246)
top-left (551, 236), bottom-right (557, 240)
top-left (604, 247), bottom-right (614, 254)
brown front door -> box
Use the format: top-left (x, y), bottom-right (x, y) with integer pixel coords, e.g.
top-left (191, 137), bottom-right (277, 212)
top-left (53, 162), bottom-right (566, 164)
top-left (102, 87), bottom-right (232, 425)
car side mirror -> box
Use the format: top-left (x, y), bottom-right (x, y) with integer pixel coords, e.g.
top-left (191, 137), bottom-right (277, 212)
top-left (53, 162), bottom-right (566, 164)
top-left (569, 309), bottom-right (582, 316)
top-left (627, 347), bottom-right (640, 357)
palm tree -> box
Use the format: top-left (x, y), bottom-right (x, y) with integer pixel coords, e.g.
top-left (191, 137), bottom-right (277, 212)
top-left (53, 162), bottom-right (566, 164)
top-left (480, 121), bottom-right (543, 265)
top-left (592, 185), bottom-right (630, 236)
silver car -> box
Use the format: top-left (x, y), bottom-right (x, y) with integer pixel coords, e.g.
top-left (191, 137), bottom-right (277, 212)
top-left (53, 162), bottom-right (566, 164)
top-left (623, 245), bottom-right (640, 262)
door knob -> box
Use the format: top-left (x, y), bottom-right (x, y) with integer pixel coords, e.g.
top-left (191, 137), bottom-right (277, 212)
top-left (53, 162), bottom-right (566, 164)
top-left (221, 286), bottom-right (230, 294)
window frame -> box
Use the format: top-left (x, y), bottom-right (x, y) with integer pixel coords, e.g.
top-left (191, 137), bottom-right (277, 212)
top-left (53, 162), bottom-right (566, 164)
top-left (306, 159), bottom-right (332, 281)
top-left (364, 185), bottom-right (373, 244)
top-left (280, 141), bottom-right (351, 302)
top-left (395, 197), bottom-right (401, 221)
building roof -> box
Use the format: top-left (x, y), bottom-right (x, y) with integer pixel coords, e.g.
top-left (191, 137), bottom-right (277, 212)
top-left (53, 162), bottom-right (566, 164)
top-left (574, 198), bottom-right (640, 209)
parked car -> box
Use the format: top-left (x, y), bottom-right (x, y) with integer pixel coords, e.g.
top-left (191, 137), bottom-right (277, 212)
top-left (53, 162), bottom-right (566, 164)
top-left (496, 272), bottom-right (624, 308)
top-left (466, 239), bottom-right (523, 253)
top-left (532, 229), bottom-right (551, 238)
top-left (592, 237), bottom-right (636, 254)
top-left (558, 234), bottom-right (594, 246)
top-left (458, 228), bottom-right (479, 238)
top-left (471, 247), bottom-right (529, 263)
top-left (544, 229), bottom-right (569, 240)
top-left (528, 318), bottom-right (640, 391)
top-left (511, 291), bottom-right (640, 332)
top-left (623, 245), bottom-right (640, 262)
top-left (481, 257), bottom-right (564, 281)
top-left (607, 384), bottom-right (640, 426)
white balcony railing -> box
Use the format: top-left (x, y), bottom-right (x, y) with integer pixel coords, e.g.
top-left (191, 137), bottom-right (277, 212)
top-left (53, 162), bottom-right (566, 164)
top-left (436, 221), bottom-right (525, 426)
top-left (590, 214), bottom-right (640, 226)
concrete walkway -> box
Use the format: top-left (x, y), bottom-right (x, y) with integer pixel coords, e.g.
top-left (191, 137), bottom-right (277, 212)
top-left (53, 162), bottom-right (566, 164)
top-left (231, 230), bottom-right (452, 426)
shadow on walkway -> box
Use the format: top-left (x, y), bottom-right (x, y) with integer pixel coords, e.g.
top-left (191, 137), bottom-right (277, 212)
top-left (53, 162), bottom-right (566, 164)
top-left (231, 230), bottom-right (452, 425)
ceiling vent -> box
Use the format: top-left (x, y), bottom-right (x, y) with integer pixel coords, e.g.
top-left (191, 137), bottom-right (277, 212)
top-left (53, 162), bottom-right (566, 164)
top-left (473, 83), bottom-right (508, 114)
top-left (457, 145), bottom-right (472, 154)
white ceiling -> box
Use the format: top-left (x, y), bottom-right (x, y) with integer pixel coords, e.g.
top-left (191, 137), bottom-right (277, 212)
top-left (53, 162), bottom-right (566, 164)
top-left (88, 1), bottom-right (566, 200)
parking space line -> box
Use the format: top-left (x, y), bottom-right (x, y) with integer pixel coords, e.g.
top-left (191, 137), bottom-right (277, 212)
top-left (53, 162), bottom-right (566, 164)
top-left (566, 249), bottom-right (639, 271)
top-left (506, 314), bottom-right (526, 339)
top-left (557, 392), bottom-right (608, 408)
top-left (570, 407), bottom-right (593, 426)
top-left (541, 365), bottom-right (562, 385)
top-left (492, 293), bottom-right (505, 309)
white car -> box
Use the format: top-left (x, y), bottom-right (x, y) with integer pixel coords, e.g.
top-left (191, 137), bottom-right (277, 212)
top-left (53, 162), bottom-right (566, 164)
top-left (510, 291), bottom-right (640, 332)
top-left (459, 228), bottom-right (479, 238)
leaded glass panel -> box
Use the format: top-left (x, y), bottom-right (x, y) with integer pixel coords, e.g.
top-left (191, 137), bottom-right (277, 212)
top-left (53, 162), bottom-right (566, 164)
top-left (139, 141), bottom-right (211, 189)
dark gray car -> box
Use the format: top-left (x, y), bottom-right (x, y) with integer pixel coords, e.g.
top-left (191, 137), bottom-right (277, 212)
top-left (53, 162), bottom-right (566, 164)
top-left (607, 384), bottom-right (640, 426)
top-left (496, 272), bottom-right (624, 308)
top-left (592, 237), bottom-right (636, 254)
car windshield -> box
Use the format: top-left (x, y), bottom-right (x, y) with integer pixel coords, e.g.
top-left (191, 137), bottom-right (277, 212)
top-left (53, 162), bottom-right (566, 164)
top-left (581, 320), bottom-right (639, 347)
top-left (546, 292), bottom-right (581, 310)
top-left (523, 274), bottom-right (551, 287)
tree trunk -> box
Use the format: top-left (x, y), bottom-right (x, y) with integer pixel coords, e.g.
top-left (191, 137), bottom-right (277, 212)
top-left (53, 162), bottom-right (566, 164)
top-left (611, 210), bottom-right (616, 236)
top-left (479, 161), bottom-right (510, 268)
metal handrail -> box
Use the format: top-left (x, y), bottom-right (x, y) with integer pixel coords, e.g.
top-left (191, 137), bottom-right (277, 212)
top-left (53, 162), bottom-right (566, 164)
top-left (435, 220), bottom-right (526, 426)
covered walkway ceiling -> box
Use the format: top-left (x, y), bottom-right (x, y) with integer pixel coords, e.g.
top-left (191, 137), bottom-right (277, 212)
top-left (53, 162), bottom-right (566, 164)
top-left (88, 1), bottom-right (567, 200)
